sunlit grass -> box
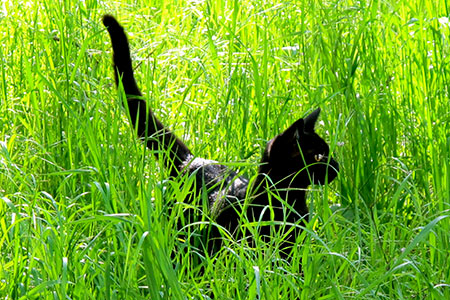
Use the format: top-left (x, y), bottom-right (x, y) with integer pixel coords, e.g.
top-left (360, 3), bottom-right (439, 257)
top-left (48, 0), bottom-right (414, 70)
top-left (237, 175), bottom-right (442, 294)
top-left (1, 0), bottom-right (449, 299)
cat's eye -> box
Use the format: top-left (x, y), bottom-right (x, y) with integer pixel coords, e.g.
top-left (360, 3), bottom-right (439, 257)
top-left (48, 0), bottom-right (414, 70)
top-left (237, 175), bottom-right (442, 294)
top-left (314, 154), bottom-right (324, 162)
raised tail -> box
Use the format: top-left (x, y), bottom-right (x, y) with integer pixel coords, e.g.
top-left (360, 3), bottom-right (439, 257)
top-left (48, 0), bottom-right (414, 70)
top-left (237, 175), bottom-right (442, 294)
top-left (102, 15), bottom-right (192, 175)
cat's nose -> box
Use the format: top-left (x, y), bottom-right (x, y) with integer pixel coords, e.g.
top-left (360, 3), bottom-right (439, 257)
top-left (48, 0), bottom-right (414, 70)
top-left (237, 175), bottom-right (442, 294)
top-left (321, 156), bottom-right (339, 172)
top-left (331, 158), bottom-right (339, 173)
top-left (326, 157), bottom-right (339, 182)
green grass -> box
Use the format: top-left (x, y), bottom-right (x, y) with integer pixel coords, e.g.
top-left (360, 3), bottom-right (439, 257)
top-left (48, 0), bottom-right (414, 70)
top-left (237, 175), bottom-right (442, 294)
top-left (1, 0), bottom-right (449, 298)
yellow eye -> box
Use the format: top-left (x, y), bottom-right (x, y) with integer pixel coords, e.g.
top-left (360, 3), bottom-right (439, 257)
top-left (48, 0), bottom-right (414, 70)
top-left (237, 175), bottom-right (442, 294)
top-left (314, 154), bottom-right (324, 162)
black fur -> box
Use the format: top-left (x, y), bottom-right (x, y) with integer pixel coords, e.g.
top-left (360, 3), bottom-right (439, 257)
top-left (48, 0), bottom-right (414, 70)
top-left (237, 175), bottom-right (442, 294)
top-left (102, 15), bottom-right (339, 255)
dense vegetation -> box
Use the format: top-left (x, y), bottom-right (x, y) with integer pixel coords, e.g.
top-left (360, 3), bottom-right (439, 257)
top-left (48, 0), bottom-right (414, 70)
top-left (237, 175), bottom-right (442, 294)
top-left (1, 0), bottom-right (449, 298)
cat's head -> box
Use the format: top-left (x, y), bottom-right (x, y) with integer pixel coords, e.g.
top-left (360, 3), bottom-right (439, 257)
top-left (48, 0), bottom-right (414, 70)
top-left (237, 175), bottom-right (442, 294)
top-left (261, 108), bottom-right (339, 186)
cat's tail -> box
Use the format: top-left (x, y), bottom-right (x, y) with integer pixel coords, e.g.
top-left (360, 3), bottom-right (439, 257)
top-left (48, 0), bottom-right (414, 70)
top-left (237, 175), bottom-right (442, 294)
top-left (102, 15), bottom-right (192, 175)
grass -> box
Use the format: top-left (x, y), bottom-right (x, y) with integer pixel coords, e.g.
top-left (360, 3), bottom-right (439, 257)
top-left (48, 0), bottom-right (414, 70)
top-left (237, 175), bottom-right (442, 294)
top-left (1, 0), bottom-right (449, 298)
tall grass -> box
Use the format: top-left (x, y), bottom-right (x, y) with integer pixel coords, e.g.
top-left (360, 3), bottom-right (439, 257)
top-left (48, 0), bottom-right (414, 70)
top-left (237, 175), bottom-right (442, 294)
top-left (1, 0), bottom-right (449, 299)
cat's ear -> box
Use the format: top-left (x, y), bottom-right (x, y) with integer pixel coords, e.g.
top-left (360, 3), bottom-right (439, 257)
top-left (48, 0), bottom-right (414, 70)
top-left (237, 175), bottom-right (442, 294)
top-left (303, 107), bottom-right (321, 132)
top-left (266, 117), bottom-right (306, 160)
top-left (279, 107), bottom-right (321, 140)
top-left (271, 118), bottom-right (304, 148)
top-left (267, 118), bottom-right (304, 159)
top-left (286, 118), bottom-right (305, 140)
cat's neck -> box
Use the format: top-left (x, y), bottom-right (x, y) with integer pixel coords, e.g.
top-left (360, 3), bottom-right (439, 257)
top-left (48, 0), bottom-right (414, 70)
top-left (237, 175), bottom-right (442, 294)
top-left (249, 164), bottom-right (309, 219)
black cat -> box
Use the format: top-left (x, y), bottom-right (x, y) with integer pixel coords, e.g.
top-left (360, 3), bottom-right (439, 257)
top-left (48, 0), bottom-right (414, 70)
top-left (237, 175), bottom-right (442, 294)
top-left (102, 15), bottom-right (339, 256)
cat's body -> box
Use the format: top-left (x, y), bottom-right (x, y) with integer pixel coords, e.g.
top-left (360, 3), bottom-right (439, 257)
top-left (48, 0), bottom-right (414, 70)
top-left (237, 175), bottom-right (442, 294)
top-left (102, 15), bottom-right (339, 255)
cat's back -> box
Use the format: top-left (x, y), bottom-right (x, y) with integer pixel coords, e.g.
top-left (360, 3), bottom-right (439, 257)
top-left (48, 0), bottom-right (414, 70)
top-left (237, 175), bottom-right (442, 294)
top-left (181, 156), bottom-right (248, 212)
